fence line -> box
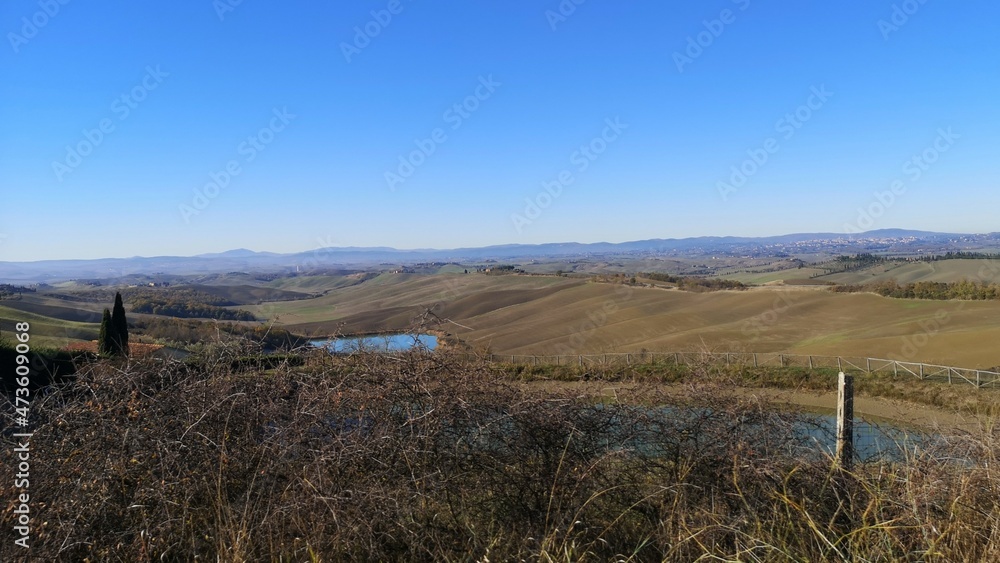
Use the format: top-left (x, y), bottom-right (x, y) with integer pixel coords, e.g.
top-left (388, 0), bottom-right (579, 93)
top-left (463, 351), bottom-right (1000, 389)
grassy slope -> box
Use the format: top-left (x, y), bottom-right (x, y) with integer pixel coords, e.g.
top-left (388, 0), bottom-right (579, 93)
top-left (718, 267), bottom-right (828, 284)
top-left (264, 273), bottom-right (370, 292)
top-left (10, 266), bottom-right (1000, 368)
top-left (719, 259), bottom-right (997, 286)
top-left (817, 259), bottom-right (994, 285)
top-left (257, 274), bottom-right (1000, 368)
top-left (255, 273), bottom-right (582, 330)
top-left (0, 303), bottom-right (99, 346)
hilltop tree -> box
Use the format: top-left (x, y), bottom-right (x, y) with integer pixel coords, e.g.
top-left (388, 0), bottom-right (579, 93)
top-left (98, 309), bottom-right (114, 356)
top-left (111, 292), bottom-right (129, 357)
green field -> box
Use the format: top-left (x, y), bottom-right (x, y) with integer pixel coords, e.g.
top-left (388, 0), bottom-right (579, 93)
top-left (0, 303), bottom-right (99, 347)
top-left (718, 267), bottom-right (828, 284)
top-left (817, 259), bottom-right (996, 285)
top-left (715, 259), bottom-right (999, 287)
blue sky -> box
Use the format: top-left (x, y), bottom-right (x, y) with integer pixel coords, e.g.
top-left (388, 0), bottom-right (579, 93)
top-left (1, 0), bottom-right (998, 261)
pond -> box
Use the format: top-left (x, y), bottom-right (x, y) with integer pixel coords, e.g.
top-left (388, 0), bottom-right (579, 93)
top-left (310, 333), bottom-right (438, 353)
top-left (802, 413), bottom-right (923, 462)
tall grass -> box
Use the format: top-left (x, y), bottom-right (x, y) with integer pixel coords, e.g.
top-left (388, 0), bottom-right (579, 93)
top-left (2, 347), bottom-right (999, 561)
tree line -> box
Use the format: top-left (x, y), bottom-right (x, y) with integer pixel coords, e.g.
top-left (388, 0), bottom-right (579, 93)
top-left (831, 279), bottom-right (1000, 300)
top-left (639, 273), bottom-right (746, 291)
top-left (918, 251), bottom-right (1000, 261)
top-left (131, 298), bottom-right (256, 321)
top-left (130, 317), bottom-right (304, 350)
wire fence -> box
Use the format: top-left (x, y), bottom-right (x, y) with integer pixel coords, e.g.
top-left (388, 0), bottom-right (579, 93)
top-left (465, 351), bottom-right (1000, 389)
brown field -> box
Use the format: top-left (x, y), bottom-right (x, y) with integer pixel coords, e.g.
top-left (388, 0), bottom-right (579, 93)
top-left (8, 269), bottom-right (1000, 370)
top-left (254, 274), bottom-right (1000, 369)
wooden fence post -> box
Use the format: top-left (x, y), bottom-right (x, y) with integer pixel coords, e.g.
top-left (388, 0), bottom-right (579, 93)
top-left (753, 353), bottom-right (757, 368)
top-left (808, 356), bottom-right (813, 369)
top-left (837, 371), bottom-right (854, 470)
top-left (837, 357), bottom-right (842, 371)
top-left (866, 358), bottom-right (871, 373)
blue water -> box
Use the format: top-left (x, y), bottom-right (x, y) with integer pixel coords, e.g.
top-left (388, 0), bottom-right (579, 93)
top-left (310, 333), bottom-right (437, 353)
top-left (804, 413), bottom-right (922, 462)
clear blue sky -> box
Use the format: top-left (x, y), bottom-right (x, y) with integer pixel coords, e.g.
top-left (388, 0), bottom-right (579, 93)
top-left (2, 0), bottom-right (998, 261)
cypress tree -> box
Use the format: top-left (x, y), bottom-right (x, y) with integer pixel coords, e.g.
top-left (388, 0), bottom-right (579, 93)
top-left (111, 292), bottom-right (129, 357)
top-left (98, 309), bottom-right (114, 356)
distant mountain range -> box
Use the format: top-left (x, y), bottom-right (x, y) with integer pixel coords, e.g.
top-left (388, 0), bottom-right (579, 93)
top-left (1, 229), bottom-right (997, 283)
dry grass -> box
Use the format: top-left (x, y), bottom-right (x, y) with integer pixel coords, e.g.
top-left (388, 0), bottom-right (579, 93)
top-left (254, 273), bottom-right (1000, 367)
top-left (63, 340), bottom-right (165, 356)
top-left (2, 348), bottom-right (1000, 561)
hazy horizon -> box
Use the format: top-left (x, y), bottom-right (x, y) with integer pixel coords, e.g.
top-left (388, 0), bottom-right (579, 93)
top-left (3, 2), bottom-right (998, 261)
top-left (0, 226), bottom-right (992, 264)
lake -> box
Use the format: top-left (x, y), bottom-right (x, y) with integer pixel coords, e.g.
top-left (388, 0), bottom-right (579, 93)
top-left (310, 333), bottom-right (438, 353)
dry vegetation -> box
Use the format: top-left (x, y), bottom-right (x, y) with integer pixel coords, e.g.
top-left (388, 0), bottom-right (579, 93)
top-left (3, 348), bottom-right (1000, 561)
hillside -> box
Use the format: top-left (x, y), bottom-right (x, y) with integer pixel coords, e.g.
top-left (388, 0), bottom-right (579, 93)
top-left (7, 268), bottom-right (1000, 368)
top-left (253, 274), bottom-right (1000, 368)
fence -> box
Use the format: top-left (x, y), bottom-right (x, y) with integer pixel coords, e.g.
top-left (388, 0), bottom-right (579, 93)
top-left (467, 351), bottom-right (1000, 389)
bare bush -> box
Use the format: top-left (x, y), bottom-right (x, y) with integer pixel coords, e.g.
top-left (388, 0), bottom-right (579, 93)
top-left (2, 350), bottom-right (999, 561)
